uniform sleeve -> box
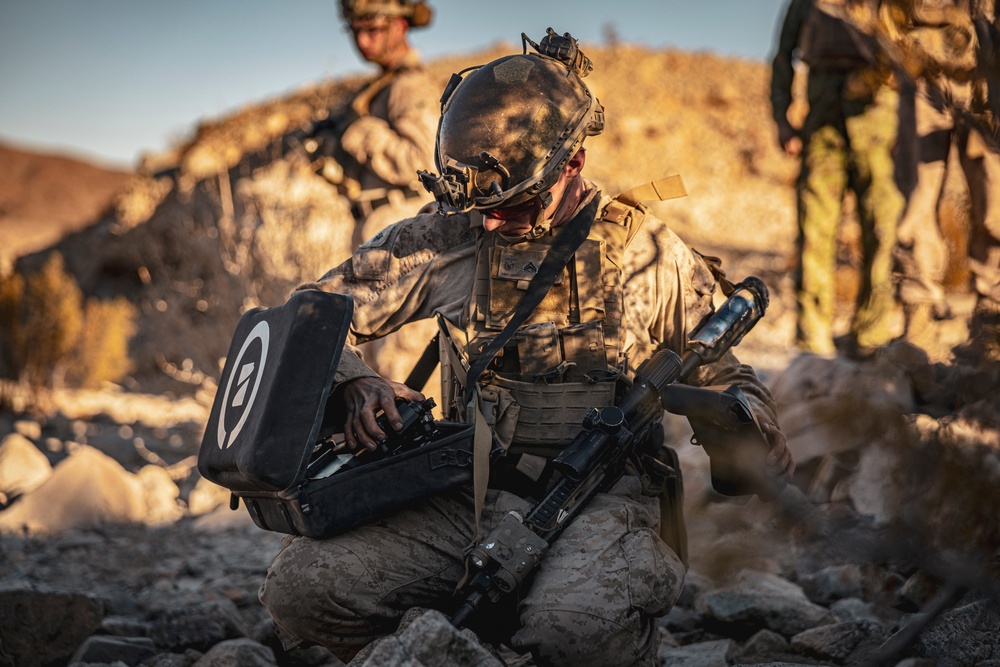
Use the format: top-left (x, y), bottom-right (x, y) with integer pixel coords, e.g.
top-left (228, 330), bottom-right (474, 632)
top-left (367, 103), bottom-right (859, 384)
top-left (623, 216), bottom-right (779, 426)
top-left (770, 0), bottom-right (808, 126)
top-left (339, 68), bottom-right (438, 186)
top-left (296, 211), bottom-right (477, 352)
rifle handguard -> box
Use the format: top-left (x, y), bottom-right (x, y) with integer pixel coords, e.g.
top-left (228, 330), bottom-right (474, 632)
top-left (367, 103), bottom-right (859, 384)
top-left (682, 277), bottom-right (768, 376)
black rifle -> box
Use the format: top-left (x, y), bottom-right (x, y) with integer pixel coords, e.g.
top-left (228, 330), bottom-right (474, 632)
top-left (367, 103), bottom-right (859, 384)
top-left (450, 276), bottom-right (780, 627)
top-left (280, 110), bottom-right (355, 162)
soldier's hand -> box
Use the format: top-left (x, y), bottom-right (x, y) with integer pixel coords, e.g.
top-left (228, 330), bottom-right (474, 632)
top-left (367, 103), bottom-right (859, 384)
top-left (342, 377), bottom-right (425, 451)
top-left (759, 415), bottom-right (795, 483)
top-left (777, 121), bottom-right (803, 157)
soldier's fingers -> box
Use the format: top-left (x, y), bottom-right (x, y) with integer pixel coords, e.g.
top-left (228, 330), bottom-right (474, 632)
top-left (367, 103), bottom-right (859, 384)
top-left (378, 393), bottom-right (405, 432)
top-left (389, 381), bottom-right (424, 404)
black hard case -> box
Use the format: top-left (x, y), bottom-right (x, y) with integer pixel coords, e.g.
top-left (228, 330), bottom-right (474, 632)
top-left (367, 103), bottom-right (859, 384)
top-left (198, 289), bottom-right (474, 538)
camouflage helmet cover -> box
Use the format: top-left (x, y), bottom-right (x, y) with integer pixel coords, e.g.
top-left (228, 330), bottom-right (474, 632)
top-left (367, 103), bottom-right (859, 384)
top-left (340, 0), bottom-right (432, 27)
top-left (420, 29), bottom-right (605, 212)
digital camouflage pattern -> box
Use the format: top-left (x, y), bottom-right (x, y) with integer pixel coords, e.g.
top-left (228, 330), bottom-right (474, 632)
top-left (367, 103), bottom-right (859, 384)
top-left (260, 185), bottom-right (778, 665)
top-left (883, 0), bottom-right (1000, 348)
top-left (260, 478), bottom-right (681, 666)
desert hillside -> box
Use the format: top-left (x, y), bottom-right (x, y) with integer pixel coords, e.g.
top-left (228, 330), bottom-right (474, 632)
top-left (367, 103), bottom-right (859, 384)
top-left (7, 43), bottom-right (806, 394)
top-left (0, 142), bottom-right (133, 274)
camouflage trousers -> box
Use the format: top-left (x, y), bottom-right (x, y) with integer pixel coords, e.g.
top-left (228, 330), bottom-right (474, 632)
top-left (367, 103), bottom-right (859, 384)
top-left (796, 86), bottom-right (904, 354)
top-left (259, 476), bottom-right (685, 667)
top-left (895, 79), bottom-right (1000, 312)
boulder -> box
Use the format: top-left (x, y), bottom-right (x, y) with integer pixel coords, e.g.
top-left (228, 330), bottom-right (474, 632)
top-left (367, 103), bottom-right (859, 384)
top-left (68, 635), bottom-right (157, 665)
top-left (136, 464), bottom-right (183, 525)
top-left (0, 432), bottom-right (52, 502)
top-left (769, 354), bottom-right (914, 467)
top-left (351, 608), bottom-right (503, 667)
top-left (0, 445), bottom-right (145, 534)
top-left (187, 475), bottom-right (232, 516)
top-left (0, 587), bottom-right (106, 667)
top-left (191, 638), bottom-right (277, 667)
top-left (789, 620), bottom-right (887, 663)
top-left (149, 599), bottom-right (248, 653)
top-left (912, 599), bottom-right (1000, 666)
top-left (657, 638), bottom-right (735, 667)
top-left (694, 570), bottom-right (836, 637)
top-left (797, 564), bottom-right (864, 606)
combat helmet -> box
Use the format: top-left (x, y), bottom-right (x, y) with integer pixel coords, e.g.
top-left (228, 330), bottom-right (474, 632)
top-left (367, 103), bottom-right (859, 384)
top-left (419, 28), bottom-right (605, 213)
top-left (340, 0), bottom-right (432, 27)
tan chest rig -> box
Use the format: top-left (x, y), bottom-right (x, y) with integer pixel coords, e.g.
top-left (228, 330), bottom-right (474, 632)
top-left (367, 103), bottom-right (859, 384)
top-left (438, 179), bottom-right (686, 459)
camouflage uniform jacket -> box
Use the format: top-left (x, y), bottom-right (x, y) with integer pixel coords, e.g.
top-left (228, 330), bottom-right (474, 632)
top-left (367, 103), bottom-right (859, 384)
top-left (300, 182), bottom-right (778, 432)
top-left (337, 49), bottom-right (437, 191)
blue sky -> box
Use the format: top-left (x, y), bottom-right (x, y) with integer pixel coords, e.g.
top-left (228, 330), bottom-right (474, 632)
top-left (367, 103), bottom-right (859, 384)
top-left (0, 0), bottom-right (790, 168)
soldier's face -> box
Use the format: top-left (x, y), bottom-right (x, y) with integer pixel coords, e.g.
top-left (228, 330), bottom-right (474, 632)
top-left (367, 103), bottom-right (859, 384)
top-left (349, 16), bottom-right (408, 66)
top-left (482, 149), bottom-right (587, 236)
top-left (482, 195), bottom-right (551, 235)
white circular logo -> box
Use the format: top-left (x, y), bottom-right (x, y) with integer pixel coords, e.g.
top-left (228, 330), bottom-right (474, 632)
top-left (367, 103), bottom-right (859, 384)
top-left (217, 320), bottom-right (270, 449)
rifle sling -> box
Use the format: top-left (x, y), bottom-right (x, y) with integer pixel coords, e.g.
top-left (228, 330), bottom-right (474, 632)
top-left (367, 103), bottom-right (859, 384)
top-left (464, 196), bottom-right (599, 396)
top-left (457, 196), bottom-right (599, 590)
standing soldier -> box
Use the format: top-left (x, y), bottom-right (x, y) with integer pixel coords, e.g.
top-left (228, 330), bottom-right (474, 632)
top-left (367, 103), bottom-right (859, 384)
top-left (771, 0), bottom-right (906, 358)
top-left (884, 0), bottom-right (1000, 360)
top-left (313, 0), bottom-right (437, 243)
top-left (312, 0), bottom-right (440, 392)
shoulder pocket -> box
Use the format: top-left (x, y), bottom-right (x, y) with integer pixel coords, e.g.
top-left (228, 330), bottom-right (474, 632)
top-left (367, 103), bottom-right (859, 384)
top-left (351, 224), bottom-right (397, 280)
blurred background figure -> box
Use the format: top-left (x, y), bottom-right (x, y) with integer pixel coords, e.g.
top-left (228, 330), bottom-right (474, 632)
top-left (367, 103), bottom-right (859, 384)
top-left (771, 0), bottom-right (906, 359)
top-left (312, 0), bottom-right (437, 244)
top-left (879, 0), bottom-right (1000, 360)
top-left (313, 0), bottom-right (441, 396)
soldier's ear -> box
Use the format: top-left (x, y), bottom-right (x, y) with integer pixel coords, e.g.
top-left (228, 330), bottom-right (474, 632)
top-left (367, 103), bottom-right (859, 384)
top-left (565, 148), bottom-right (587, 178)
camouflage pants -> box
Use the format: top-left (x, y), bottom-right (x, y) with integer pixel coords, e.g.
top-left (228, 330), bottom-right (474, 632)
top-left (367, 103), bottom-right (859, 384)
top-left (259, 476), bottom-right (685, 667)
top-left (796, 86), bottom-right (904, 353)
top-left (895, 79), bottom-right (1000, 311)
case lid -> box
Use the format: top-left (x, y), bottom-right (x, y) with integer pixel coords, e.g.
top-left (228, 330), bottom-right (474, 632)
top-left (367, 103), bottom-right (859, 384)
top-left (198, 290), bottom-right (353, 493)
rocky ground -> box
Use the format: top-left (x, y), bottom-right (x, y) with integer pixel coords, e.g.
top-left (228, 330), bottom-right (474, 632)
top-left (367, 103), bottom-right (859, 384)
top-left (2, 287), bottom-right (999, 667)
top-left (2, 41), bottom-right (999, 667)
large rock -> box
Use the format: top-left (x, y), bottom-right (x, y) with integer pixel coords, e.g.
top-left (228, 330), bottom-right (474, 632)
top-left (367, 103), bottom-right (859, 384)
top-left (769, 354), bottom-right (914, 466)
top-left (68, 635), bottom-right (158, 665)
top-left (137, 464), bottom-right (184, 525)
top-left (0, 445), bottom-right (145, 534)
top-left (191, 638), bottom-right (277, 667)
top-left (350, 608), bottom-right (503, 667)
top-left (657, 638), bottom-right (735, 666)
top-left (187, 475), bottom-right (232, 516)
top-left (0, 587), bottom-right (106, 667)
top-left (797, 564), bottom-right (864, 606)
top-left (149, 599), bottom-right (249, 653)
top-left (789, 620), bottom-right (887, 663)
top-left (0, 432), bottom-right (52, 502)
top-left (694, 570), bottom-right (836, 638)
top-left (912, 599), bottom-right (1000, 666)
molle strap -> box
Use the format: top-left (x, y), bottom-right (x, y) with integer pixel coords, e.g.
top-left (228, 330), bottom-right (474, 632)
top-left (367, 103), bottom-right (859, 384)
top-left (602, 175), bottom-right (688, 249)
top-left (351, 67), bottom-right (402, 117)
top-left (692, 248), bottom-right (738, 296)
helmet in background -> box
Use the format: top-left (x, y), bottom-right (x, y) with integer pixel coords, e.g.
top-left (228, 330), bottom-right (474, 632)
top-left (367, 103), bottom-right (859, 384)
top-left (340, 0), bottom-right (432, 28)
top-left (419, 28), bottom-right (604, 212)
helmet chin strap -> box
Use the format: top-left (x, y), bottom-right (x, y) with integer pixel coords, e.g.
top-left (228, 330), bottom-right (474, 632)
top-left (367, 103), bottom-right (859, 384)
top-left (498, 191), bottom-right (554, 243)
